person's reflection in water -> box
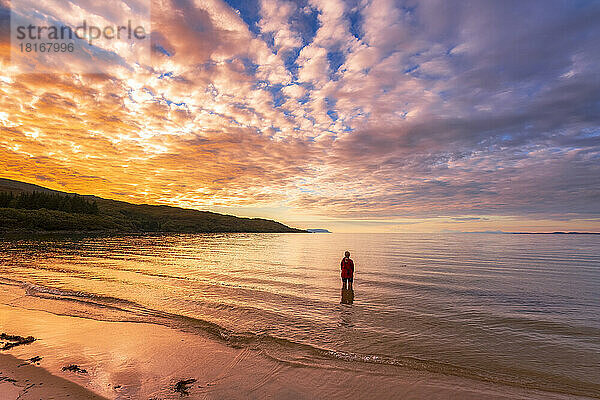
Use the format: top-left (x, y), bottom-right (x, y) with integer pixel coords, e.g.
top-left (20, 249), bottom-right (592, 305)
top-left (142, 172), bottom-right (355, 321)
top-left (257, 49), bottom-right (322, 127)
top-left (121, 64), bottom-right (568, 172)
top-left (341, 287), bottom-right (354, 304)
top-left (339, 295), bottom-right (354, 327)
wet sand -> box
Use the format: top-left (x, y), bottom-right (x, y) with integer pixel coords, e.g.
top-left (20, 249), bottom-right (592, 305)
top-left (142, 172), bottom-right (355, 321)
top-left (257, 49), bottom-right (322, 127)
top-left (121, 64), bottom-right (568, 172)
top-left (0, 353), bottom-right (108, 399)
top-left (0, 302), bottom-right (591, 400)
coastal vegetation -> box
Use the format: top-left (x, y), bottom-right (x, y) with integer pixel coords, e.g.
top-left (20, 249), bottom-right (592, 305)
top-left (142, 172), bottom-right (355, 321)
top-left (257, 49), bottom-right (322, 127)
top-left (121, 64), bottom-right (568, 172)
top-left (0, 178), bottom-right (305, 234)
top-left (0, 191), bottom-right (99, 214)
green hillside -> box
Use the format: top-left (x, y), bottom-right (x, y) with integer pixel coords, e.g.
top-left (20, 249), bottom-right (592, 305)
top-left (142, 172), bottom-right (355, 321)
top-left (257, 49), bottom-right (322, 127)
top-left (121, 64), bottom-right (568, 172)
top-left (0, 178), bottom-right (305, 233)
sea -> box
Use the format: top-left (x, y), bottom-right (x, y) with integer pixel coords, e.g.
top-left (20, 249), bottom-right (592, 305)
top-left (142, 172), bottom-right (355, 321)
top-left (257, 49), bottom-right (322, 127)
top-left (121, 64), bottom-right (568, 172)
top-left (1, 233), bottom-right (599, 398)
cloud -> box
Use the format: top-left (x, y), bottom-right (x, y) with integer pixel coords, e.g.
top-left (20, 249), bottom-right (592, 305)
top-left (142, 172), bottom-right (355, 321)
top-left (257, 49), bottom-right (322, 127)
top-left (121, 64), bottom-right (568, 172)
top-left (452, 217), bottom-right (489, 222)
top-left (258, 0), bottom-right (303, 54)
top-left (0, 0), bottom-right (599, 230)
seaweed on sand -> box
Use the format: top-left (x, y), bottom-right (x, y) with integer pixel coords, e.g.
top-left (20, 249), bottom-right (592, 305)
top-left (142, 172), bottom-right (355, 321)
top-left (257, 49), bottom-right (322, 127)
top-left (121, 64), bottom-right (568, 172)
top-left (174, 379), bottom-right (197, 396)
top-left (0, 333), bottom-right (36, 350)
top-left (62, 364), bottom-right (88, 374)
top-left (17, 355), bottom-right (43, 367)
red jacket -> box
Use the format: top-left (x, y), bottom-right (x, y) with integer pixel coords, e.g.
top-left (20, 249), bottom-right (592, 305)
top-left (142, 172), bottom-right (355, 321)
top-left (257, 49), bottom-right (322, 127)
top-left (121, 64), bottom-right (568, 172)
top-left (341, 257), bottom-right (354, 278)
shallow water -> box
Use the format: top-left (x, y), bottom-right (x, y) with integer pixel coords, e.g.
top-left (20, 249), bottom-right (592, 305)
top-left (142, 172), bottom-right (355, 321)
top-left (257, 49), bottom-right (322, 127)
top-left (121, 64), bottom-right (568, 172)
top-left (1, 233), bottom-right (599, 397)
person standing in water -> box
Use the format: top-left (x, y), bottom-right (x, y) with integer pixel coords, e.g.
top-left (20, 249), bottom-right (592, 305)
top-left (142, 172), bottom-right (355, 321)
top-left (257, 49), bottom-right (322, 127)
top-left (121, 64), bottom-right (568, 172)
top-left (341, 251), bottom-right (354, 290)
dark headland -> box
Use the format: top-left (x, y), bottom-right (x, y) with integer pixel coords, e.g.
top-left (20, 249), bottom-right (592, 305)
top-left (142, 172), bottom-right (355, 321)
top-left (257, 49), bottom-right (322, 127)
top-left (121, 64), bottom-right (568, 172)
top-left (0, 178), bottom-right (306, 234)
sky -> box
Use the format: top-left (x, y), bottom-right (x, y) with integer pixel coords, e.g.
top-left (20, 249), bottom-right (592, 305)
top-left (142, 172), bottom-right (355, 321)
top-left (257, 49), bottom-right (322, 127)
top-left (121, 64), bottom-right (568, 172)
top-left (0, 0), bottom-right (599, 232)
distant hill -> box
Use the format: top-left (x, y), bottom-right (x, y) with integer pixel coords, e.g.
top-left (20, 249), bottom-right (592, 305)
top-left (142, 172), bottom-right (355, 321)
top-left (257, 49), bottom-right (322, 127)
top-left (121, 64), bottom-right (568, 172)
top-left (0, 179), bottom-right (59, 193)
top-left (306, 229), bottom-right (331, 233)
top-left (0, 178), bottom-right (306, 234)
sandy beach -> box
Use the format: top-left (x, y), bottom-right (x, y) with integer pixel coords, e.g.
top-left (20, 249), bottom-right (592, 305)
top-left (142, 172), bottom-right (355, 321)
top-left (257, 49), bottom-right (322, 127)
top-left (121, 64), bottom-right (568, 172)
top-left (0, 352), bottom-right (108, 400)
top-left (0, 299), bottom-right (592, 400)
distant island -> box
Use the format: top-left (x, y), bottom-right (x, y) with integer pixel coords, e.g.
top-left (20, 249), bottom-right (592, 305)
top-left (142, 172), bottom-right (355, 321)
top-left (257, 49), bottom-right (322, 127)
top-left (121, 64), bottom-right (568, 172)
top-left (453, 230), bottom-right (599, 235)
top-left (0, 178), bottom-right (306, 234)
top-left (306, 229), bottom-right (331, 233)
top-left (510, 232), bottom-right (600, 235)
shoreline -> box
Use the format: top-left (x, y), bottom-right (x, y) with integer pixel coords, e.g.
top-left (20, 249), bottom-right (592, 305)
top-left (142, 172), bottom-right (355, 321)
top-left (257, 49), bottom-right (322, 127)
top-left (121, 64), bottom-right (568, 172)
top-left (0, 229), bottom-right (310, 237)
top-left (0, 301), bottom-right (592, 400)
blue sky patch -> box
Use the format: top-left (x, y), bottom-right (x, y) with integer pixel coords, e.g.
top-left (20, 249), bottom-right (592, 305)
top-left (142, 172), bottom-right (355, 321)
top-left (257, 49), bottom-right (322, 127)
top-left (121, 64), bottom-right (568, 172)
top-left (222, 0), bottom-right (262, 35)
